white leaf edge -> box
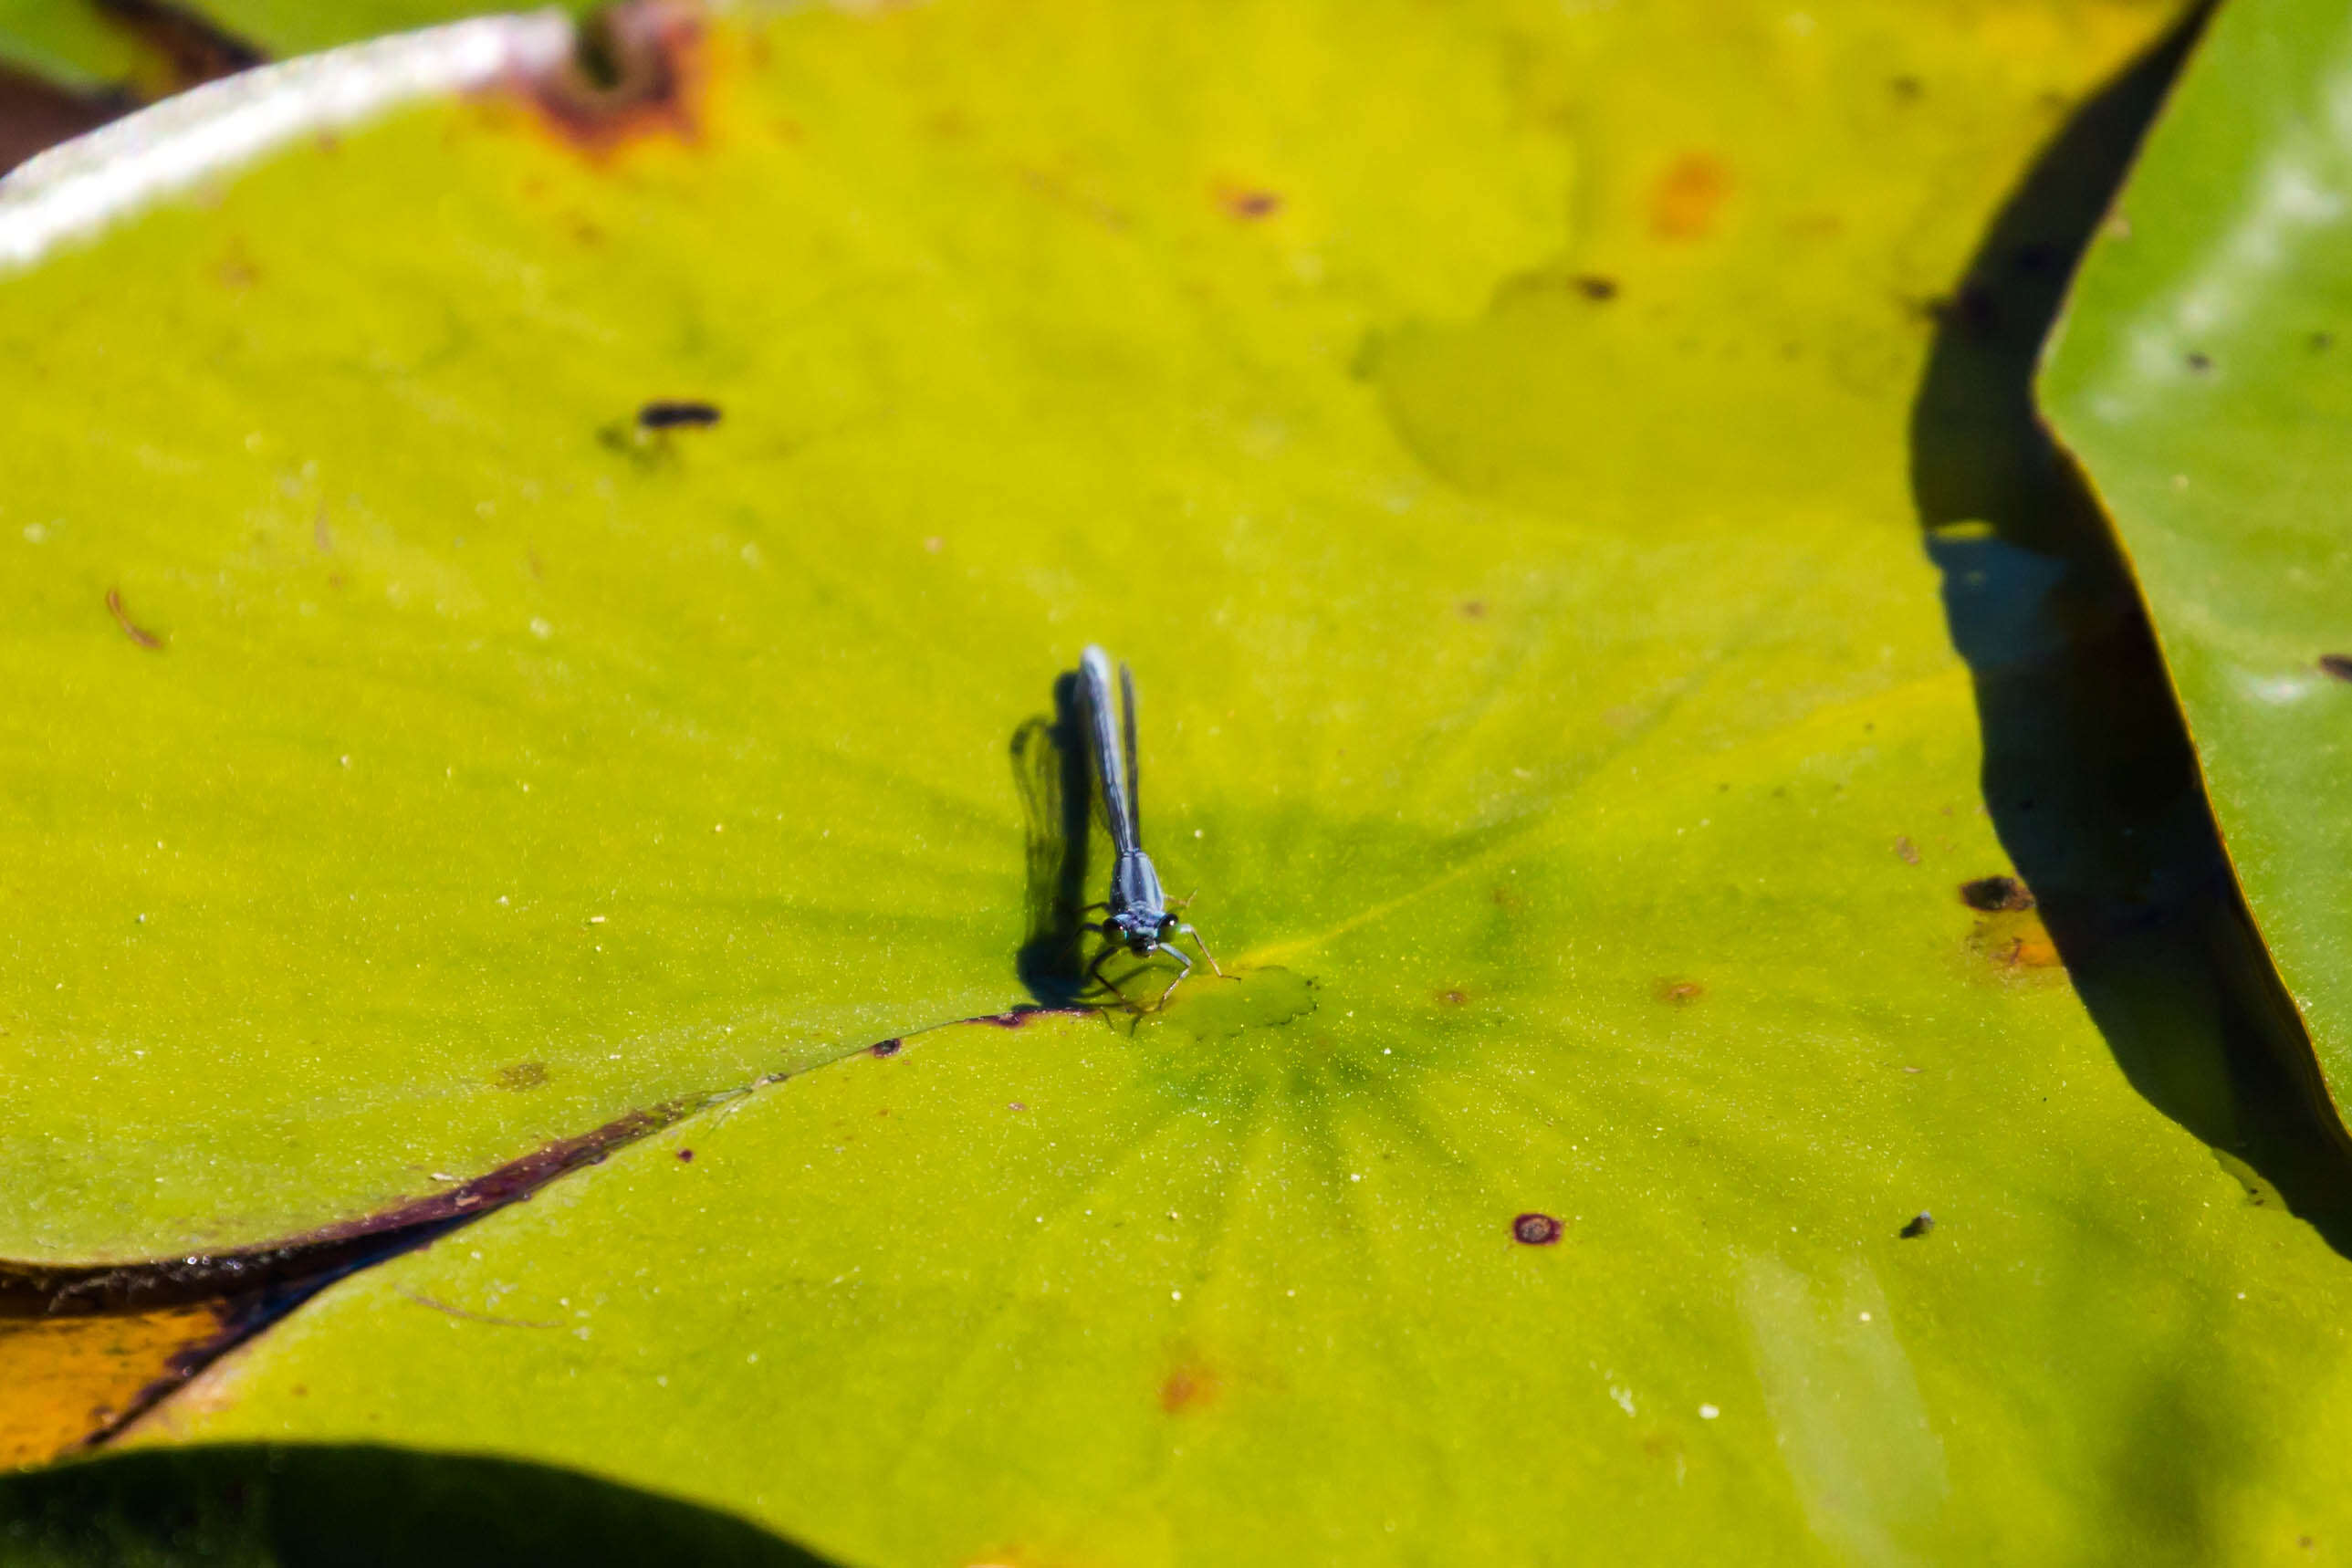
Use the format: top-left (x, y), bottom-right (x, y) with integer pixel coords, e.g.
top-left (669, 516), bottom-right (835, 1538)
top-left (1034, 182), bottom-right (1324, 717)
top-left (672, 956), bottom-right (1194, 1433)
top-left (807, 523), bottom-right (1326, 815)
top-left (0, 9), bottom-right (575, 272)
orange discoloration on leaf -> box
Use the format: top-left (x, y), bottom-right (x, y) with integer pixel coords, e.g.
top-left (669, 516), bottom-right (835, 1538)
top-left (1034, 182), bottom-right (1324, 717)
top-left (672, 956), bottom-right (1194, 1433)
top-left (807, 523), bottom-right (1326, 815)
top-left (0, 1303), bottom-right (225, 1467)
top-left (1656, 978), bottom-right (1704, 1004)
top-left (1649, 152), bottom-right (1729, 239)
top-left (1970, 908), bottom-right (2061, 973)
top-left (1159, 1362), bottom-right (1222, 1414)
top-left (518, 1), bottom-right (706, 157)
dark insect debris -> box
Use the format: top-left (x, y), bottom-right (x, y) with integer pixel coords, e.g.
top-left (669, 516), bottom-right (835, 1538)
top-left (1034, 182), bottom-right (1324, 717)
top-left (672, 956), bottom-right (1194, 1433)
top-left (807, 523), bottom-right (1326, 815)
top-left (870, 1039), bottom-right (903, 1058)
top-left (2318, 654), bottom-right (2352, 683)
top-left (106, 588), bottom-right (164, 649)
top-left (1573, 275), bottom-right (1619, 301)
top-left (1959, 874), bottom-right (2035, 912)
top-left (637, 400), bottom-right (722, 430)
top-left (1512, 1212), bottom-right (1564, 1246)
top-left (1899, 1211), bottom-right (1935, 1239)
top-left (676, 1148), bottom-right (694, 1162)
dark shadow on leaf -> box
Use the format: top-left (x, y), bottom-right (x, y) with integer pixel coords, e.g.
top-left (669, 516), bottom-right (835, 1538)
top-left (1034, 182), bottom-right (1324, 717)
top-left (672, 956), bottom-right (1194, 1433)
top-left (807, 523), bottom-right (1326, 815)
top-left (1012, 666), bottom-right (1094, 1006)
top-left (0, 1443), bottom-right (842, 1567)
top-left (1912, 1), bottom-right (2352, 1257)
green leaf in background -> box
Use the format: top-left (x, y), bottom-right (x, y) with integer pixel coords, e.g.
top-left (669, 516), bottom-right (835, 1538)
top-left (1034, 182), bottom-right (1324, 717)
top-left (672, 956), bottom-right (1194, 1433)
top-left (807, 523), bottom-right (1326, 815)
top-left (2044, 0), bottom-right (2352, 1124)
top-left (0, 0), bottom-right (596, 94)
top-left (0, 1), bottom-right (149, 94)
top-left (5, 0), bottom-right (2350, 1556)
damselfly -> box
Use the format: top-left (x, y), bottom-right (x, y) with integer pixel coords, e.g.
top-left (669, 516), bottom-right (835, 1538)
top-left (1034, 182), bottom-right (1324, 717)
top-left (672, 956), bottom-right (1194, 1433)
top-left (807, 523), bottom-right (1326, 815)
top-left (1081, 645), bottom-right (1224, 1009)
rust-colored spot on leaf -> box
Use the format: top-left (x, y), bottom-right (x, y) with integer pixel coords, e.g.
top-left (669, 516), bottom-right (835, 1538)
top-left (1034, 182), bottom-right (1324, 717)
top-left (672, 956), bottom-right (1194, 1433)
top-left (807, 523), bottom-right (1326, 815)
top-left (522, 1), bottom-right (702, 154)
top-left (1512, 1212), bottom-right (1564, 1246)
top-left (1458, 599), bottom-right (1488, 619)
top-left (106, 588), bottom-right (164, 650)
top-left (495, 1061), bottom-right (549, 1092)
top-left (1437, 988), bottom-right (1469, 1006)
top-left (1217, 185), bottom-right (1282, 220)
top-left (1656, 978), bottom-right (1704, 1005)
top-left (1969, 908), bottom-right (2060, 972)
top-left (1894, 835), bottom-right (1921, 865)
top-left (1159, 1363), bottom-right (1222, 1413)
top-left (1650, 153), bottom-right (1729, 240)
top-left (1959, 875), bottom-right (2034, 912)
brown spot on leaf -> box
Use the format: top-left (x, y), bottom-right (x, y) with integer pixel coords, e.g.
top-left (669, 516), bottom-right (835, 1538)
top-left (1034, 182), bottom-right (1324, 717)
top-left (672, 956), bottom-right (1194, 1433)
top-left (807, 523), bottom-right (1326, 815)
top-left (1650, 153), bottom-right (1729, 240)
top-left (1959, 875), bottom-right (2034, 912)
top-left (1159, 1363), bottom-right (1221, 1413)
top-left (495, 1061), bottom-right (549, 1092)
top-left (522, 1), bottom-right (701, 154)
top-left (870, 1038), bottom-right (903, 1058)
top-left (2318, 653), bottom-right (2352, 682)
top-left (1656, 979), bottom-right (1704, 1005)
top-left (1573, 274), bottom-right (1619, 300)
top-left (1899, 1212), bottom-right (1934, 1239)
top-left (676, 1148), bottom-right (693, 1162)
top-left (1894, 835), bottom-right (1921, 865)
top-left (1218, 186), bottom-right (1282, 220)
top-left (1970, 907), bottom-right (2060, 971)
top-left (1512, 1212), bottom-right (1564, 1246)
top-left (106, 589), bottom-right (164, 650)
top-left (1458, 599), bottom-right (1488, 619)
top-left (1437, 988), bottom-right (1469, 1006)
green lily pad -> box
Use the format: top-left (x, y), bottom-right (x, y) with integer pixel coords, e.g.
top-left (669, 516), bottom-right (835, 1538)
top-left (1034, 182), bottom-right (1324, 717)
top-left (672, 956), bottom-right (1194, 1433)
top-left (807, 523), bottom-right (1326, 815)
top-left (0, 2), bottom-right (147, 93)
top-left (0, 0), bottom-right (596, 93)
top-left (2042, 0), bottom-right (2352, 1121)
top-left (0, 0), bottom-right (2338, 1554)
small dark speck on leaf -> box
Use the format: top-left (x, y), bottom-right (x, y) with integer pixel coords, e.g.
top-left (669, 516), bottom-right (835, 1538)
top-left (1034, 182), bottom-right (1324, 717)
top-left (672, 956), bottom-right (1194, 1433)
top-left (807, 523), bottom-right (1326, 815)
top-left (1657, 978), bottom-right (1704, 1005)
top-left (1513, 1212), bottom-right (1564, 1246)
top-left (2186, 351), bottom-right (2211, 372)
top-left (1437, 989), bottom-right (1469, 1006)
top-left (1894, 835), bottom-right (1921, 865)
top-left (638, 400), bottom-right (721, 430)
top-left (1890, 74), bottom-right (1923, 99)
top-left (1960, 875), bottom-right (2034, 912)
top-left (676, 1148), bottom-right (694, 1162)
top-left (1220, 188), bottom-right (1282, 220)
top-left (1899, 1212), bottom-right (1935, 1239)
top-left (2318, 654), bottom-right (2352, 683)
top-left (870, 1038), bottom-right (903, 1058)
top-left (106, 588), bottom-right (164, 650)
top-left (1458, 599), bottom-right (1488, 619)
top-left (2313, 331), bottom-right (2335, 352)
top-left (1573, 274), bottom-right (1619, 301)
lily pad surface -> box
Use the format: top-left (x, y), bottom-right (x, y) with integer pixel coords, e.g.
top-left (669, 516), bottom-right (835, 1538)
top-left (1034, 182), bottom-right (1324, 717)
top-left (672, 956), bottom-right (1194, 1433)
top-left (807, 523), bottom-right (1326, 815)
top-left (2044, 0), bottom-right (2352, 1124)
top-left (0, 0), bottom-right (2334, 1557)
